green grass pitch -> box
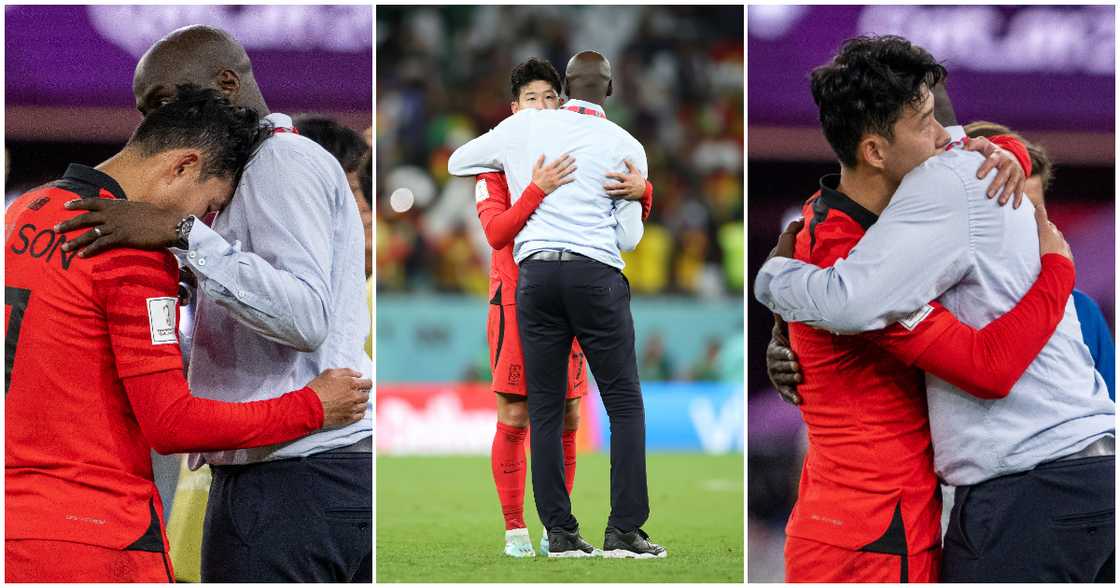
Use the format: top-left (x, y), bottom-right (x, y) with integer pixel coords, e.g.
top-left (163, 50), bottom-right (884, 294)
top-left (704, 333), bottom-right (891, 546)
top-left (377, 452), bottom-right (743, 583)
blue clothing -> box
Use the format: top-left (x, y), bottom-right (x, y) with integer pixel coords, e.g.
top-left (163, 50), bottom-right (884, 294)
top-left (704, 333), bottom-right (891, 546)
top-left (1073, 289), bottom-right (1116, 400)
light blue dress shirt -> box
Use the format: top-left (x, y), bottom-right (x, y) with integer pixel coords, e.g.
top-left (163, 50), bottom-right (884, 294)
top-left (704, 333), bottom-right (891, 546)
top-left (755, 143), bottom-right (1114, 486)
top-left (176, 113), bottom-right (372, 467)
top-left (448, 100), bottom-right (646, 269)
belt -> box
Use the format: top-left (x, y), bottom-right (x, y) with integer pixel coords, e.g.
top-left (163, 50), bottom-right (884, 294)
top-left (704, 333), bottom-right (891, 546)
top-left (525, 250), bottom-right (590, 262)
top-left (321, 436), bottom-right (373, 455)
top-left (1056, 436), bottom-right (1115, 462)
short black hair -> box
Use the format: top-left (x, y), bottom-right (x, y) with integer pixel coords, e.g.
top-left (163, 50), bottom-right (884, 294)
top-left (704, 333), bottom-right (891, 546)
top-left (128, 84), bottom-right (266, 181)
top-left (811, 35), bottom-right (947, 167)
top-left (510, 58), bottom-right (562, 99)
top-left (293, 115), bottom-right (368, 173)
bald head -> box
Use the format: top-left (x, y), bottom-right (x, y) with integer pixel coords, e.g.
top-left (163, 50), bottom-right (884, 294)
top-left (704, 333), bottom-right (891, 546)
top-left (133, 25), bottom-right (267, 116)
top-left (564, 50), bottom-right (612, 104)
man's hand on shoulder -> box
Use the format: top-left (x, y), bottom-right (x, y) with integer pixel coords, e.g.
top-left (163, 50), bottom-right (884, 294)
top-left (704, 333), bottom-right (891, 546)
top-left (54, 198), bottom-right (182, 258)
top-left (964, 136), bottom-right (1026, 208)
top-left (605, 159), bottom-right (647, 201)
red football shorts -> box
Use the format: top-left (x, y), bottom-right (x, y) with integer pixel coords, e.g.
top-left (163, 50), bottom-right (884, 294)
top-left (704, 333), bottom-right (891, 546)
top-left (784, 536), bottom-right (941, 583)
top-left (6, 539), bottom-right (173, 582)
top-left (488, 302), bottom-right (587, 398)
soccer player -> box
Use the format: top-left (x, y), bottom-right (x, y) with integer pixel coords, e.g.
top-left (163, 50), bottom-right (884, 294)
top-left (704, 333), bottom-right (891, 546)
top-left (54, 26), bottom-right (372, 581)
top-left (756, 35), bottom-right (1115, 582)
top-left (474, 58), bottom-right (653, 557)
top-left (4, 86), bottom-right (371, 583)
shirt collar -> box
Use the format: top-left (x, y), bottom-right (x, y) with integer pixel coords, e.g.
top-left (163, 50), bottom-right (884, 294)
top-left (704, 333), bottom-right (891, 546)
top-left (562, 99), bottom-right (606, 117)
top-left (62, 163), bottom-right (127, 200)
top-left (264, 112), bottom-right (295, 132)
top-left (816, 174), bottom-right (878, 231)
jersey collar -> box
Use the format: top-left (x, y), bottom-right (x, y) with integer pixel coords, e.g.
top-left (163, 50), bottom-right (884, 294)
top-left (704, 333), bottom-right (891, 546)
top-left (562, 99), bottom-right (606, 118)
top-left (817, 174), bottom-right (878, 231)
top-left (62, 163), bottom-right (127, 200)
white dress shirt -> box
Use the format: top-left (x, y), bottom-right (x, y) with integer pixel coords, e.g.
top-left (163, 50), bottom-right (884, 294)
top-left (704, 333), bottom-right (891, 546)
top-left (176, 113), bottom-right (372, 467)
top-left (448, 99), bottom-right (646, 269)
top-left (754, 143), bottom-right (1114, 486)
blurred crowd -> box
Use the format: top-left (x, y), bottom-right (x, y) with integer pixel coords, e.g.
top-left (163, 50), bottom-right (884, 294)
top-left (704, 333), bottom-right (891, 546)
top-left (376, 6), bottom-right (744, 298)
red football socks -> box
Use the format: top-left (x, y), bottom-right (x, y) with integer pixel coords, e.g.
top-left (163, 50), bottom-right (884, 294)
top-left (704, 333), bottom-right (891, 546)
top-left (491, 421), bottom-right (528, 530)
top-left (562, 429), bottom-right (577, 495)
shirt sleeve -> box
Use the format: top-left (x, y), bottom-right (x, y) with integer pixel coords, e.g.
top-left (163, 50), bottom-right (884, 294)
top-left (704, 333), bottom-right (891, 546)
top-left (91, 252), bottom-right (187, 379)
top-left (448, 114), bottom-right (519, 176)
top-left (172, 145), bottom-right (336, 352)
top-left (475, 172), bottom-right (545, 250)
top-left (755, 159), bottom-right (974, 333)
top-left (615, 201), bottom-right (644, 251)
top-left (866, 254), bottom-right (1075, 399)
top-left (123, 369), bottom-right (322, 455)
top-left (613, 135), bottom-right (648, 251)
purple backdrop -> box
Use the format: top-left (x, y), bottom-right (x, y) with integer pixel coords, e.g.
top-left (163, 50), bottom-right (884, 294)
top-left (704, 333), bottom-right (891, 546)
top-left (748, 5), bottom-right (1114, 132)
top-left (5, 5), bottom-right (371, 112)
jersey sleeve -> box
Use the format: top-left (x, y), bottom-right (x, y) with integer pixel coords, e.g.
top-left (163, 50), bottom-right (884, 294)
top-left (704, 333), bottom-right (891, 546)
top-left (640, 180), bottom-right (654, 221)
top-left (987, 135), bottom-right (1032, 178)
top-left (475, 172), bottom-right (546, 250)
top-left (866, 253), bottom-right (1075, 399)
top-left (91, 252), bottom-right (186, 379)
top-left (122, 370), bottom-right (323, 455)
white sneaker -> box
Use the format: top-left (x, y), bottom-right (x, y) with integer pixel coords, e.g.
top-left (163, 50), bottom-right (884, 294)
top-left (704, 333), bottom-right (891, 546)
top-left (504, 528), bottom-right (536, 557)
top-left (539, 530), bottom-right (550, 556)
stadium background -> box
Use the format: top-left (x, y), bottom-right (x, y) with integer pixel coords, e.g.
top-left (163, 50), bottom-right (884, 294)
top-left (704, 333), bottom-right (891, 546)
top-left (376, 5), bottom-right (744, 582)
top-left (746, 5), bottom-right (1115, 581)
top-left (5, 5), bottom-right (373, 581)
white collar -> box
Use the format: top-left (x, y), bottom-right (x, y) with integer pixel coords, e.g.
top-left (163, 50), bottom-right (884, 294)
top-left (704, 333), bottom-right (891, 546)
top-left (264, 112), bottom-right (294, 131)
top-left (562, 99), bottom-right (606, 116)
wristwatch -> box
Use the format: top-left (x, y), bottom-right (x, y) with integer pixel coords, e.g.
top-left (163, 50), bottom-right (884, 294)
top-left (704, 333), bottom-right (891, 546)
top-left (175, 215), bottom-right (196, 249)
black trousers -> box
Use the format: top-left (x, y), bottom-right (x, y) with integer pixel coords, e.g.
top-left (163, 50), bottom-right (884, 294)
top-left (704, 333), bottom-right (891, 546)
top-left (200, 449), bottom-right (372, 582)
top-left (941, 454), bottom-right (1114, 582)
top-left (517, 255), bottom-right (648, 533)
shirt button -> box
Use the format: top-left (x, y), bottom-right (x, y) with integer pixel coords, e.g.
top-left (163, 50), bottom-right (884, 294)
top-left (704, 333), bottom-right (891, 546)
top-left (197, 258), bottom-right (207, 267)
top-left (188, 251), bottom-right (197, 259)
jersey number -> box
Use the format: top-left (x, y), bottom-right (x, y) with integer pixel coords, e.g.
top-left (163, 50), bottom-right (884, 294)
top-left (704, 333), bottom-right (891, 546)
top-left (5, 286), bottom-right (31, 392)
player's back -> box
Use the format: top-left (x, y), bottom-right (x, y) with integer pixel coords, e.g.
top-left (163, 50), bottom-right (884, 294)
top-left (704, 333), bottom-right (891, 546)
top-left (786, 182), bottom-right (940, 555)
top-left (5, 167), bottom-right (182, 549)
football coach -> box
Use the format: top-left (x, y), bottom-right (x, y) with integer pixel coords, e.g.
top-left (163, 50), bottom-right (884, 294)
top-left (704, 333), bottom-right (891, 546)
top-left (448, 51), bottom-right (666, 559)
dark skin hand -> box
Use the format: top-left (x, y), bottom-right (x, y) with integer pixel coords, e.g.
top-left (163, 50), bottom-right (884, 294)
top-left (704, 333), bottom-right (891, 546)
top-left (54, 198), bottom-right (182, 257)
top-left (764, 218), bottom-right (805, 405)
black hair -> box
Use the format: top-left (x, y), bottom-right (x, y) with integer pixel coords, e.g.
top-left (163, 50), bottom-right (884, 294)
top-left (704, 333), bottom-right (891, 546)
top-left (358, 149), bottom-right (372, 207)
top-left (510, 57), bottom-right (562, 100)
top-left (810, 35), bottom-right (947, 167)
top-left (128, 84), bottom-right (266, 181)
top-left (293, 115), bottom-right (368, 173)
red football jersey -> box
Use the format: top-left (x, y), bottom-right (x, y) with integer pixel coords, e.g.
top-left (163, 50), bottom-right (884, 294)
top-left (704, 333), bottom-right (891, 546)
top-left (6, 166), bottom-right (185, 551)
top-left (786, 176), bottom-right (947, 556)
top-left (4, 164), bottom-right (324, 553)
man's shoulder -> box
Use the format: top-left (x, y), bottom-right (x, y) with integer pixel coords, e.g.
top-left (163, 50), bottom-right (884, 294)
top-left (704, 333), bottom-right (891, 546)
top-left (249, 130), bottom-right (342, 177)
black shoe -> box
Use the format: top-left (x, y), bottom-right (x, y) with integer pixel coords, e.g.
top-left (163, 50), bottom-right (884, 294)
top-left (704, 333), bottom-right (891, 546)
top-left (602, 527), bottom-right (668, 559)
top-left (547, 526), bottom-right (600, 558)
